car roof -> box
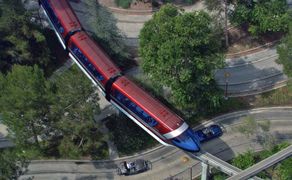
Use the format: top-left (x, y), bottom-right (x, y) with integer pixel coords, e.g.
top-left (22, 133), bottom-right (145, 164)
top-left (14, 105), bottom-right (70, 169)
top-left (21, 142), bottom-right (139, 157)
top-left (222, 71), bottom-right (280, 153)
top-left (133, 159), bottom-right (146, 170)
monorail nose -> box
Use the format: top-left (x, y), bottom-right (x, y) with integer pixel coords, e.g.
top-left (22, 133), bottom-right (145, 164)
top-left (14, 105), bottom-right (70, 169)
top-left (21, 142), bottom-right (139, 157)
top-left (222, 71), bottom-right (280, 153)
top-left (171, 128), bottom-right (200, 152)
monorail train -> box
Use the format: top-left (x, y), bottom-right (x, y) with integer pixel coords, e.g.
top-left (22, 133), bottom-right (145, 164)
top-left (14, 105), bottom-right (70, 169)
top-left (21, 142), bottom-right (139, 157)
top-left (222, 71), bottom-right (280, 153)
top-left (39, 0), bottom-right (201, 152)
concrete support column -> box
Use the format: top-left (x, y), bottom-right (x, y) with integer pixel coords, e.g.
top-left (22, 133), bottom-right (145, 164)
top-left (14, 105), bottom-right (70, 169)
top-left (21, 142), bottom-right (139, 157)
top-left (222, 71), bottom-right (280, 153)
top-left (201, 162), bottom-right (210, 180)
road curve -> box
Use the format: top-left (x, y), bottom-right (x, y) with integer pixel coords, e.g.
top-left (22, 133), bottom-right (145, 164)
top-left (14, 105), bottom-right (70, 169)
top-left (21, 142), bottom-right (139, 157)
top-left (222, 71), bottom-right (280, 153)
top-left (65, 1), bottom-right (289, 96)
top-left (19, 107), bottom-right (292, 180)
top-left (215, 48), bottom-right (288, 97)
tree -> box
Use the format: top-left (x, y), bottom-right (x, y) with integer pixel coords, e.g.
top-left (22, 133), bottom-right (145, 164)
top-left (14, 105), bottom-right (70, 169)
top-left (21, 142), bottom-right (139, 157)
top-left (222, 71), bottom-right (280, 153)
top-left (236, 116), bottom-right (271, 136)
top-left (236, 116), bottom-right (275, 149)
top-left (106, 114), bottom-right (157, 155)
top-left (0, 64), bottom-right (107, 159)
top-left (276, 155), bottom-right (292, 180)
top-left (50, 66), bottom-right (105, 159)
top-left (0, 65), bottom-right (53, 149)
top-left (83, 0), bottom-right (129, 68)
top-left (236, 116), bottom-right (257, 137)
top-left (139, 4), bottom-right (224, 112)
top-left (204, 0), bottom-right (231, 47)
top-left (230, 0), bottom-right (290, 36)
top-left (232, 150), bottom-right (255, 169)
top-left (0, 0), bottom-right (50, 72)
top-left (0, 148), bottom-right (29, 180)
top-left (277, 22), bottom-right (292, 77)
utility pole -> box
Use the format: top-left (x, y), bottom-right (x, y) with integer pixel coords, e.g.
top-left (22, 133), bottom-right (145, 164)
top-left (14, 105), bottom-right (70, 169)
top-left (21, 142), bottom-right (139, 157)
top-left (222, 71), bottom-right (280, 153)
top-left (224, 71), bottom-right (230, 100)
top-left (223, 0), bottom-right (229, 47)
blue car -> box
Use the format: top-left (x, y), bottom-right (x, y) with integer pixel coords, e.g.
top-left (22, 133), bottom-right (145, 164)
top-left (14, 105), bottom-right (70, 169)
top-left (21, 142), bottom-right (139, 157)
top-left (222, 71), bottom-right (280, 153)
top-left (194, 124), bottom-right (223, 143)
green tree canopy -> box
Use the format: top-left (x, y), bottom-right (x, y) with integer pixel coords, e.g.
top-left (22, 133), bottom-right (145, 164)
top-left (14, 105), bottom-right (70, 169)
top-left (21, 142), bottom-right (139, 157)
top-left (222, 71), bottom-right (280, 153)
top-left (0, 65), bottom-right (105, 159)
top-left (83, 0), bottom-right (130, 68)
top-left (50, 66), bottom-right (105, 159)
top-left (277, 22), bottom-right (292, 77)
top-left (0, 148), bottom-right (29, 180)
top-left (232, 150), bottom-right (255, 169)
top-left (0, 0), bottom-right (50, 72)
top-left (230, 0), bottom-right (290, 36)
top-left (139, 4), bottom-right (224, 112)
top-left (0, 65), bottom-right (53, 149)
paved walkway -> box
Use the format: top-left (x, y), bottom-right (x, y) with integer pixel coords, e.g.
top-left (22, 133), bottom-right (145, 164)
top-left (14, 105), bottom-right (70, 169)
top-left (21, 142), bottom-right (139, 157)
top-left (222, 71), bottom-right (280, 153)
top-left (0, 116), bottom-right (13, 149)
top-left (0, 116), bottom-right (8, 139)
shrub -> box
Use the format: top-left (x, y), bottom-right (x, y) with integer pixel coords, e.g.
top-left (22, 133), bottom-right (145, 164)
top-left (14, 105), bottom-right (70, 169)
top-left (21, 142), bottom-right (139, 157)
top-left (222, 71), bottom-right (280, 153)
top-left (115, 0), bottom-right (132, 9)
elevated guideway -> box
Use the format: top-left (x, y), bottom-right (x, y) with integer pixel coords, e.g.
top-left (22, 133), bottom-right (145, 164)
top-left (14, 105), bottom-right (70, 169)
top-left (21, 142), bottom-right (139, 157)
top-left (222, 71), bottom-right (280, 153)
top-left (227, 145), bottom-right (292, 180)
top-left (187, 151), bottom-right (263, 180)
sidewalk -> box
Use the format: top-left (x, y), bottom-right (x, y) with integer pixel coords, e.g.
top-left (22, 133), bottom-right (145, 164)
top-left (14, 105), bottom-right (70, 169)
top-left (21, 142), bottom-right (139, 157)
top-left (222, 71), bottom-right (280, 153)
top-left (225, 47), bottom-right (278, 67)
top-left (0, 124), bottom-right (8, 139)
top-left (0, 116), bottom-right (13, 149)
top-left (94, 91), bottom-right (120, 160)
top-left (0, 116), bottom-right (8, 139)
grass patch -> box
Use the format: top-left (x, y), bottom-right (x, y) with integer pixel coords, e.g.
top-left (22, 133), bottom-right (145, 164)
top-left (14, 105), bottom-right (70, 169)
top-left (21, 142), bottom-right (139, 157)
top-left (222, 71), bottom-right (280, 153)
top-left (105, 114), bottom-right (158, 156)
top-left (207, 97), bottom-right (250, 117)
top-left (254, 80), bottom-right (292, 107)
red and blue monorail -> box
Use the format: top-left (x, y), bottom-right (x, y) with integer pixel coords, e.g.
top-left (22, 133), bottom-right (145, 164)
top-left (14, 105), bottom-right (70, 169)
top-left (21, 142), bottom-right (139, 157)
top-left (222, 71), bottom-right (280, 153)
top-left (39, 0), bottom-right (200, 152)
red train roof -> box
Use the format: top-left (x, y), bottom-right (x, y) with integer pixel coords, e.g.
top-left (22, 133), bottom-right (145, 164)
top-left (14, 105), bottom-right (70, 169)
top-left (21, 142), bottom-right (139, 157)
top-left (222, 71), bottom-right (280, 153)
top-left (113, 76), bottom-right (184, 134)
top-left (69, 32), bottom-right (121, 81)
top-left (48, 0), bottom-right (81, 35)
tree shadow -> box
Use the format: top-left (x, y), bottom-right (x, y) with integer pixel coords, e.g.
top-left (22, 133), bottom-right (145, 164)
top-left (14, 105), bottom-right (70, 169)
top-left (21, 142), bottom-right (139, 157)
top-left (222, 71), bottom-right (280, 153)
top-left (215, 48), bottom-right (287, 96)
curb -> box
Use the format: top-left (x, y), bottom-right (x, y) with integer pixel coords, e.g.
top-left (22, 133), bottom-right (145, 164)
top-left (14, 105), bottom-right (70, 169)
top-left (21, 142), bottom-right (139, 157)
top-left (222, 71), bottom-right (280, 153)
top-left (226, 79), bottom-right (288, 97)
top-left (226, 40), bottom-right (279, 59)
top-left (103, 6), bottom-right (158, 15)
top-left (225, 53), bottom-right (278, 68)
top-left (217, 72), bottom-right (284, 86)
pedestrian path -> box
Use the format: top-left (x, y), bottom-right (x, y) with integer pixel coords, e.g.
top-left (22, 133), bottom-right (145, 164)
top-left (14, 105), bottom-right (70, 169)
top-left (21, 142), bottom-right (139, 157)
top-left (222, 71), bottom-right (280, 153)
top-left (0, 124), bottom-right (8, 139)
top-left (0, 115), bottom-right (8, 139)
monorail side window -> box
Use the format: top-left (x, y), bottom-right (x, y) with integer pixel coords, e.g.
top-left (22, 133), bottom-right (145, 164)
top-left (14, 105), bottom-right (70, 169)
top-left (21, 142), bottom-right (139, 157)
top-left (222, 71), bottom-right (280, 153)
top-left (70, 44), bottom-right (104, 81)
top-left (114, 91), bottom-right (158, 127)
top-left (42, 1), bottom-right (64, 34)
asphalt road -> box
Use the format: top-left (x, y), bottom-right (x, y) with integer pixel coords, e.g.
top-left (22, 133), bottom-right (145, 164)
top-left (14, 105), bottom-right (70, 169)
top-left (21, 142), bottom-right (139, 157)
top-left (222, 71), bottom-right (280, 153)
top-left (19, 107), bottom-right (292, 180)
top-left (65, 1), bottom-right (289, 96)
top-left (215, 48), bottom-right (288, 96)
top-left (14, 1), bottom-right (291, 179)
